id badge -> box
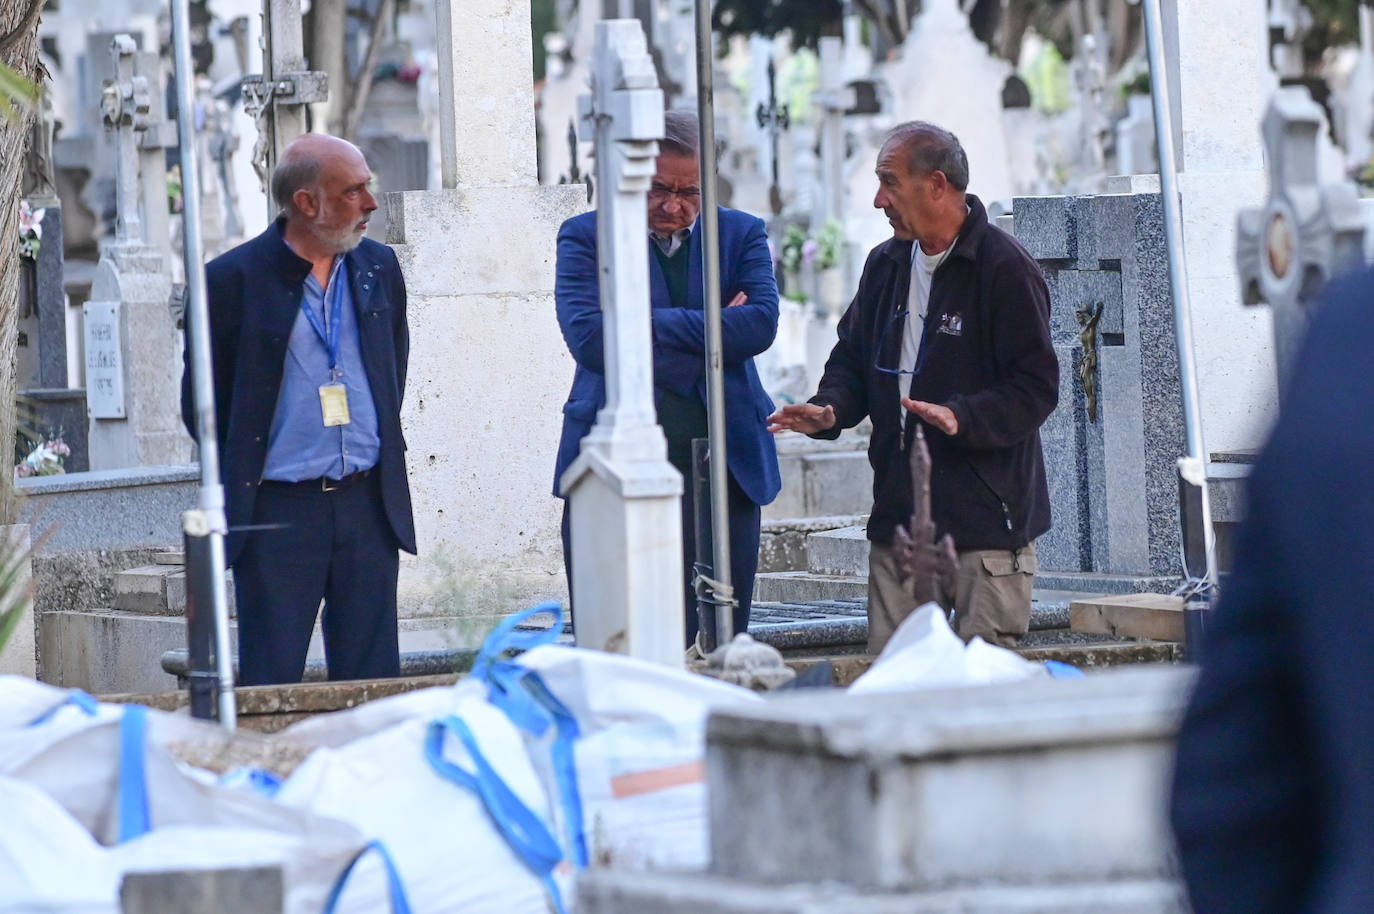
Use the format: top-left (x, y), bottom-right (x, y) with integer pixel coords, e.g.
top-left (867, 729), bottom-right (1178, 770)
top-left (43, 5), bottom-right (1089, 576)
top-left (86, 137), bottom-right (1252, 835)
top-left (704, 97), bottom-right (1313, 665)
top-left (319, 383), bottom-right (351, 427)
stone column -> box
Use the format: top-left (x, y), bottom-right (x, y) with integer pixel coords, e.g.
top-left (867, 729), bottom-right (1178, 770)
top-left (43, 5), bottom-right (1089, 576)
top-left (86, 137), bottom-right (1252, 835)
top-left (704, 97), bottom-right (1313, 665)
top-left (560, 19), bottom-right (682, 665)
top-left (435, 0), bottom-right (539, 188)
top-left (387, 0), bottom-right (586, 617)
top-left (1160, 0), bottom-right (1273, 455)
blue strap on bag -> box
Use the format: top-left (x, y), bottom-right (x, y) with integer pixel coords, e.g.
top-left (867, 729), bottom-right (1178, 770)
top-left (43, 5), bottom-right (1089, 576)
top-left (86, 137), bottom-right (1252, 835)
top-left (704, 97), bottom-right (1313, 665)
top-left (472, 603), bottom-right (589, 868)
top-left (25, 689), bottom-right (99, 727)
top-left (323, 839), bottom-right (413, 914)
top-left (425, 714), bottom-right (570, 914)
top-left (117, 705), bottom-right (152, 843)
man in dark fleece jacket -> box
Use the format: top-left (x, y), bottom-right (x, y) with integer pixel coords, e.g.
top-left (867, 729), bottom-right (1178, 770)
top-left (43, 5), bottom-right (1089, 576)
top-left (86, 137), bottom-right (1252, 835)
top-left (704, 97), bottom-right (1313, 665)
top-left (769, 121), bottom-right (1058, 651)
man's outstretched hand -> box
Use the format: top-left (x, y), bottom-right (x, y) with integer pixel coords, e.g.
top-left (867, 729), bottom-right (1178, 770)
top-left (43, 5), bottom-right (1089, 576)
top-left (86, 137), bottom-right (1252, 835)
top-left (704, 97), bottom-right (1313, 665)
top-left (901, 398), bottom-right (958, 436)
top-left (768, 403), bottom-right (837, 435)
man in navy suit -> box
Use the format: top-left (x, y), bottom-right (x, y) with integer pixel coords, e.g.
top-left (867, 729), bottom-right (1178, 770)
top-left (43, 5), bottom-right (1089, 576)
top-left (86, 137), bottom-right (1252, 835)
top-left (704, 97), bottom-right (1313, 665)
top-left (181, 133), bottom-right (416, 685)
top-left (1170, 268), bottom-right (1374, 913)
top-left (553, 110), bottom-right (781, 646)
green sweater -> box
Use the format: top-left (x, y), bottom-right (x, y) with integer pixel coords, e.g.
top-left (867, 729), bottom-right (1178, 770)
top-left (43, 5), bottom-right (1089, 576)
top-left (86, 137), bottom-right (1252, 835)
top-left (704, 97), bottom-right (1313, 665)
top-left (651, 240), bottom-right (707, 474)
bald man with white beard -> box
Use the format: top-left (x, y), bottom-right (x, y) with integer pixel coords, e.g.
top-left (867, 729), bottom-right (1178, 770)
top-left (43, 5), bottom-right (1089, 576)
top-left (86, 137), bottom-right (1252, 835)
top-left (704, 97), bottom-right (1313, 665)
top-left (181, 134), bottom-right (416, 685)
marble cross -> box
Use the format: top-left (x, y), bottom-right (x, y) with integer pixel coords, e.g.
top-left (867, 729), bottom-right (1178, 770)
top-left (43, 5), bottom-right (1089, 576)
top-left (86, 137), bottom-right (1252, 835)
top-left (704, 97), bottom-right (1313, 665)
top-left (100, 34), bottom-right (151, 245)
top-left (813, 36), bottom-right (856, 227)
top-left (561, 19), bottom-right (683, 666)
top-left (1236, 87), bottom-right (1366, 400)
top-left (576, 18), bottom-right (664, 453)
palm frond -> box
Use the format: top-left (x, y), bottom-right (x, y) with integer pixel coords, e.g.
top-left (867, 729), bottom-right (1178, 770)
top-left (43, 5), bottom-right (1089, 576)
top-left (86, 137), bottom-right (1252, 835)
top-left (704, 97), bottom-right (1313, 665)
top-left (0, 60), bottom-right (37, 124)
top-left (0, 525), bottom-right (38, 657)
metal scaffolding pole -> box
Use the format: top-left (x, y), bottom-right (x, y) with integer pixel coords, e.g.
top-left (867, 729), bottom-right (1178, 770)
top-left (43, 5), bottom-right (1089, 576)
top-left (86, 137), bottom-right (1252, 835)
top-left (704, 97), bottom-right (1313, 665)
top-left (1138, 0), bottom-right (1220, 601)
top-left (169, 0), bottom-right (237, 729)
top-left (694, 0), bottom-right (735, 647)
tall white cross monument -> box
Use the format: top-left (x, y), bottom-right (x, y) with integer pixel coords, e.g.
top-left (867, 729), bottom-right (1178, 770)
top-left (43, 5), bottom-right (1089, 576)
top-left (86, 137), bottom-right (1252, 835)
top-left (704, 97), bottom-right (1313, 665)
top-left (560, 19), bottom-right (682, 667)
top-left (1236, 88), bottom-right (1366, 404)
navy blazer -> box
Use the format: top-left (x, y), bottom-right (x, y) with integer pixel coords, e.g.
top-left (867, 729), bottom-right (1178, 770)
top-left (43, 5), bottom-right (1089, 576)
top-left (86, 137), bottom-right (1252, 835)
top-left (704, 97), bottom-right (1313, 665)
top-left (552, 206), bottom-right (781, 507)
top-left (1170, 268), bottom-right (1374, 913)
top-left (180, 219), bottom-right (416, 565)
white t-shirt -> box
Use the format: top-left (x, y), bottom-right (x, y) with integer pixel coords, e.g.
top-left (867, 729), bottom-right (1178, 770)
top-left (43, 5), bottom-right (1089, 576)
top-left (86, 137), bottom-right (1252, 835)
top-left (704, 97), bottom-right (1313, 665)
top-left (899, 241), bottom-right (954, 429)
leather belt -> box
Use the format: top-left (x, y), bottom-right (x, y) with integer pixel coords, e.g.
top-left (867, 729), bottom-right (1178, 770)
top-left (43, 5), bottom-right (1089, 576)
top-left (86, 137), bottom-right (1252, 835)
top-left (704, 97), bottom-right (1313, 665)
top-left (261, 468), bottom-right (371, 493)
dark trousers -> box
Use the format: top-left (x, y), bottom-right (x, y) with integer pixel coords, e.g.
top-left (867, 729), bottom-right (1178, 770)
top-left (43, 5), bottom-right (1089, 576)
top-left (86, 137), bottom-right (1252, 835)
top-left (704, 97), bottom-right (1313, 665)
top-left (231, 472), bottom-right (401, 686)
top-left (561, 471), bottom-right (760, 648)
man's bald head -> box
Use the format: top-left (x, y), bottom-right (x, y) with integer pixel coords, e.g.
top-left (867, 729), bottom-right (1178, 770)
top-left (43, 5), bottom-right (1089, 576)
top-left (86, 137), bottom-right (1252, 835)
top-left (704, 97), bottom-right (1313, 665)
top-left (272, 133), bottom-right (377, 255)
top-left (270, 134), bottom-right (366, 216)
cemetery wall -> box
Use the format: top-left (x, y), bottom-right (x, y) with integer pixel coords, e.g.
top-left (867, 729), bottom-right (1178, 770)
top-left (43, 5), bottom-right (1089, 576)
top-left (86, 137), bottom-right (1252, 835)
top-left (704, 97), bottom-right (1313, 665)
top-left (387, 184), bottom-right (588, 615)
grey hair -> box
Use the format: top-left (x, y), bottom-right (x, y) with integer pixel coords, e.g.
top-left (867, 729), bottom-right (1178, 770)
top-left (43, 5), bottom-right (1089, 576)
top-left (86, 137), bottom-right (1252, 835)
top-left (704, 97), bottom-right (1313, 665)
top-left (660, 110), bottom-right (700, 158)
top-left (271, 152), bottom-right (324, 214)
top-left (884, 121), bottom-right (969, 192)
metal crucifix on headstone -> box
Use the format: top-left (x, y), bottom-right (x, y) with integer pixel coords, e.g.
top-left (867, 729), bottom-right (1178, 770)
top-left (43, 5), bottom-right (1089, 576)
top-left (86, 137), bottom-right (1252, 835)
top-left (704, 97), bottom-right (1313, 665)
top-left (1237, 87), bottom-right (1366, 403)
top-left (756, 55), bottom-right (790, 215)
top-left (242, 0), bottom-right (329, 205)
top-left (560, 19), bottom-right (683, 667)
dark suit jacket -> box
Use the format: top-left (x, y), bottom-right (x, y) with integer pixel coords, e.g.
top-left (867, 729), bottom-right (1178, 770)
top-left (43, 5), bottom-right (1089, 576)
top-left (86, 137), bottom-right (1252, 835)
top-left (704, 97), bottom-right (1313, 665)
top-left (552, 206), bottom-right (781, 507)
top-left (1170, 268), bottom-right (1374, 913)
top-left (180, 219), bottom-right (416, 565)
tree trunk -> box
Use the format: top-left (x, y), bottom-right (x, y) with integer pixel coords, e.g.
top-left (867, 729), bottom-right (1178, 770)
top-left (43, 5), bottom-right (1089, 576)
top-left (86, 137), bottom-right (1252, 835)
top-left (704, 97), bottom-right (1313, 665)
top-left (0, 0), bottom-right (42, 525)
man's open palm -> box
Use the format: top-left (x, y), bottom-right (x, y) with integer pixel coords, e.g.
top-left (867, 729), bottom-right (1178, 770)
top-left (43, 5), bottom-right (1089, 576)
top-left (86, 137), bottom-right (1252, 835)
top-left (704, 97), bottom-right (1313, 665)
top-left (767, 403), bottom-right (837, 435)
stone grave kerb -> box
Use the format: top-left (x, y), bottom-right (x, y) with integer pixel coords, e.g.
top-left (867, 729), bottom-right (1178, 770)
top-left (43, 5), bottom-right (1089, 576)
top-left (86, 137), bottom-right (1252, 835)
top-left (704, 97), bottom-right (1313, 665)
top-left (560, 19), bottom-right (684, 666)
top-left (1237, 87), bottom-right (1366, 400)
top-left (385, 0), bottom-right (589, 615)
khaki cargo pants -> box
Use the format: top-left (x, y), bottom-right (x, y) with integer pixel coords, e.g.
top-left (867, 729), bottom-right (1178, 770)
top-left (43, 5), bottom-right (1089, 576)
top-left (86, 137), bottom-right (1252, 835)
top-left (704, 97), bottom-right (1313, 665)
top-left (867, 541), bottom-right (1037, 653)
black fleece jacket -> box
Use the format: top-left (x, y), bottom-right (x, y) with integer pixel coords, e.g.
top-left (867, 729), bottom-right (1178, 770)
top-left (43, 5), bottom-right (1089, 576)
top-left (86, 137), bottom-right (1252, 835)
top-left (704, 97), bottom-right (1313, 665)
top-left (809, 194), bottom-right (1058, 550)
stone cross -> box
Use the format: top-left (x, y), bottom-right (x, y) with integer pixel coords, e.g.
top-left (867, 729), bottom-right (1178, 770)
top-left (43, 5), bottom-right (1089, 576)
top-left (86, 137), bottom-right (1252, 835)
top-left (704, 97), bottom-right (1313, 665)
top-left (1236, 88), bottom-right (1366, 400)
top-left (1073, 32), bottom-right (1109, 174)
top-left (1268, 0), bottom-right (1311, 78)
top-left (101, 35), bottom-right (151, 246)
top-left (812, 36), bottom-right (855, 229)
top-left (560, 19), bottom-right (682, 666)
top-left (134, 51), bottom-right (175, 271)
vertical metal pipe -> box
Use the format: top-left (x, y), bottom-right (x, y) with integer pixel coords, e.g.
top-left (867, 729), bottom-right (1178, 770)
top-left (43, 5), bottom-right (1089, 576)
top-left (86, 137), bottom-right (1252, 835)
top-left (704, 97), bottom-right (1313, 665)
top-left (1140, 0), bottom-right (1219, 593)
top-left (170, 0), bottom-right (238, 729)
top-left (693, 0), bottom-right (735, 646)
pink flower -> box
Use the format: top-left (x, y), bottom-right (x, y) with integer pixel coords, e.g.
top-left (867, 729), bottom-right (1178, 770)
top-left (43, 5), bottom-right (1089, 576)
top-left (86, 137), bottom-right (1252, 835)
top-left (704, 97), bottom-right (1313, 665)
top-left (18, 201), bottom-right (44, 239)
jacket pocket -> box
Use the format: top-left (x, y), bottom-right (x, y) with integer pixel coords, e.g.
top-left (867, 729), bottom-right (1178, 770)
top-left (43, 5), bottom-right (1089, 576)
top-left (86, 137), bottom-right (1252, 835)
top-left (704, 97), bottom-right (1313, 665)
top-left (980, 550), bottom-right (1038, 576)
top-left (562, 399), bottom-right (598, 422)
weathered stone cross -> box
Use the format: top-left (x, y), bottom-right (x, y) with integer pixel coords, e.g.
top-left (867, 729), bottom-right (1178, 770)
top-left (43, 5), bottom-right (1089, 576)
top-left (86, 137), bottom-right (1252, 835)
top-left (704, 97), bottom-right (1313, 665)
top-left (101, 35), bottom-right (151, 246)
top-left (1236, 87), bottom-right (1366, 401)
top-left (812, 36), bottom-right (856, 228)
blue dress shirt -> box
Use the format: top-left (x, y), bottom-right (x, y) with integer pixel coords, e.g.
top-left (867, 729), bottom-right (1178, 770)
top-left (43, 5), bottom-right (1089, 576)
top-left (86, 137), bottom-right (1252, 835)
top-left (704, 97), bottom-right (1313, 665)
top-left (261, 256), bottom-right (380, 482)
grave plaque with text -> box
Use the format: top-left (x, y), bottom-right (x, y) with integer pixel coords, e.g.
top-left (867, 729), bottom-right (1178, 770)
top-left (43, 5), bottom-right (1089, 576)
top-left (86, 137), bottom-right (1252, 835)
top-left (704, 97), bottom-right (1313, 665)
top-left (83, 301), bottom-right (126, 418)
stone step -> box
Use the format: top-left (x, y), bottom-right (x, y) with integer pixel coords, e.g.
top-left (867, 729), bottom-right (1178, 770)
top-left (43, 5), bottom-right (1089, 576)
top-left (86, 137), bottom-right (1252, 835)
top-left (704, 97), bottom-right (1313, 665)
top-left (805, 524), bottom-right (868, 575)
top-left (754, 571), bottom-right (867, 604)
top-left (765, 451), bottom-right (873, 521)
top-left (112, 564), bottom-right (236, 616)
top-left (704, 666), bottom-right (1194, 893)
top-left (758, 515), bottom-right (865, 573)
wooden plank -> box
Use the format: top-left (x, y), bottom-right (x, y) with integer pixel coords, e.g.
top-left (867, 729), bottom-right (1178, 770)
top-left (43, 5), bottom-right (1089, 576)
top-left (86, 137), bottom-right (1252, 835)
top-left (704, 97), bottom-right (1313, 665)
top-left (1069, 593), bottom-right (1186, 642)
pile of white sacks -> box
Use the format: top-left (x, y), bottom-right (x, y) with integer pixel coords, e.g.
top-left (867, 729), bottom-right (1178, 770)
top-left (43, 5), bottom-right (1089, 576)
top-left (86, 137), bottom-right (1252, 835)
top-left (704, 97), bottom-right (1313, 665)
top-left (0, 603), bottom-right (1064, 914)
